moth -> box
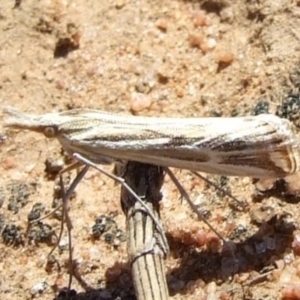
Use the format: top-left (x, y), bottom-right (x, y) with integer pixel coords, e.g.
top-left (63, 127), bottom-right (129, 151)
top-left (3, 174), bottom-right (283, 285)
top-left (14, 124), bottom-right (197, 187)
top-left (3, 107), bottom-right (300, 179)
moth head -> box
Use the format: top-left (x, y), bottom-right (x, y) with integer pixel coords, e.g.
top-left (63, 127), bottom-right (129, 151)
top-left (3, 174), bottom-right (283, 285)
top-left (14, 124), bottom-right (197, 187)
top-left (3, 107), bottom-right (62, 138)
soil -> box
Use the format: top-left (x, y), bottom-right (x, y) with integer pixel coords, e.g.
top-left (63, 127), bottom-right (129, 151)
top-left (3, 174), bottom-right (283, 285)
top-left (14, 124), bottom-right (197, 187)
top-left (1, 0), bottom-right (300, 299)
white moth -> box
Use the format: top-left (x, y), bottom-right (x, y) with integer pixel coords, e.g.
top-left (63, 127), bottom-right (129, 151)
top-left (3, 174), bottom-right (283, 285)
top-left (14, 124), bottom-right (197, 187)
top-left (4, 107), bottom-right (300, 179)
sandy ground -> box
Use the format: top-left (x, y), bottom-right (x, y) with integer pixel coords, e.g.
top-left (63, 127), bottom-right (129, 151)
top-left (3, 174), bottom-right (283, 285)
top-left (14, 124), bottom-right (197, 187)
top-left (1, 0), bottom-right (300, 299)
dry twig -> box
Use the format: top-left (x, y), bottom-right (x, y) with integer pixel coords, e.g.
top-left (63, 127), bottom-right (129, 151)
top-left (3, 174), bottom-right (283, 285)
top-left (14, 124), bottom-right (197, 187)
top-left (120, 162), bottom-right (169, 300)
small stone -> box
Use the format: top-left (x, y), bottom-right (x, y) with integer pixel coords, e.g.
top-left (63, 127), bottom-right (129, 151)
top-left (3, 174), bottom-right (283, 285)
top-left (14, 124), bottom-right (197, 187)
top-left (200, 41), bottom-right (208, 54)
top-left (157, 71), bottom-right (169, 84)
top-left (255, 178), bottom-right (276, 192)
top-left (192, 10), bottom-right (207, 27)
top-left (274, 259), bottom-right (285, 271)
top-left (2, 156), bottom-right (16, 169)
top-left (249, 206), bottom-right (275, 224)
top-left (30, 280), bottom-right (48, 295)
top-left (155, 18), bottom-right (168, 31)
top-left (188, 33), bottom-right (205, 48)
top-left (0, 134), bottom-right (7, 143)
top-left (206, 281), bottom-right (217, 295)
top-left (284, 252), bottom-right (295, 265)
top-left (215, 51), bottom-right (234, 64)
top-left (115, 0), bottom-right (125, 9)
top-left (206, 37), bottom-right (217, 50)
top-left (193, 229), bottom-right (208, 247)
top-left (55, 79), bottom-right (66, 90)
top-left (130, 92), bottom-right (152, 112)
top-left (276, 94), bottom-right (300, 124)
top-left (45, 158), bottom-right (64, 175)
top-left (252, 100), bottom-right (270, 115)
top-left (176, 87), bottom-right (184, 98)
top-left (282, 285), bottom-right (300, 300)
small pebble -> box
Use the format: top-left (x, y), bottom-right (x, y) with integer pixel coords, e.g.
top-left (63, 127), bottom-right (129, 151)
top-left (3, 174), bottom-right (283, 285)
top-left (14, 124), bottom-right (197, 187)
top-left (284, 252), bottom-right (295, 265)
top-left (280, 267), bottom-right (293, 284)
top-left (188, 33), bottom-right (205, 48)
top-left (206, 37), bottom-right (217, 50)
top-left (255, 178), bottom-right (276, 192)
top-left (276, 94), bottom-right (300, 125)
top-left (45, 158), bottom-right (64, 175)
top-left (193, 229), bottom-right (208, 247)
top-left (252, 100), bottom-right (269, 115)
top-left (282, 285), bottom-right (300, 300)
top-left (215, 51), bottom-right (234, 65)
top-left (130, 92), bottom-right (152, 112)
top-left (206, 281), bottom-right (217, 295)
top-left (2, 156), bottom-right (16, 169)
top-left (0, 134), bottom-right (7, 143)
top-left (115, 0), bottom-right (125, 9)
top-left (249, 206), bottom-right (275, 224)
top-left (192, 10), bottom-right (207, 27)
top-left (55, 79), bottom-right (66, 90)
top-left (30, 280), bottom-right (48, 295)
top-left (155, 18), bottom-right (168, 31)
